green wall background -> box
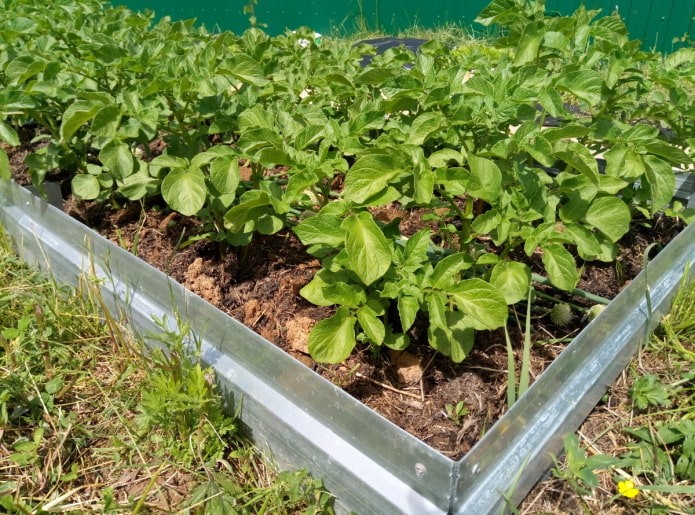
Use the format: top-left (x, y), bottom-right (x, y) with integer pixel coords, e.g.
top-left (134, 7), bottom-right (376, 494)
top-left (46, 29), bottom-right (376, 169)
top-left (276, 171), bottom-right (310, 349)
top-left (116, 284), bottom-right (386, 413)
top-left (116, 0), bottom-right (695, 53)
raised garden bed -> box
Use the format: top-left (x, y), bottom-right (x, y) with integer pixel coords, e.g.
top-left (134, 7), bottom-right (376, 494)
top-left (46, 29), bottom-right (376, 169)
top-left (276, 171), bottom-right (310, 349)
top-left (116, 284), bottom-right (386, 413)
top-left (2, 0), bottom-right (695, 512)
top-left (2, 159), bottom-right (695, 514)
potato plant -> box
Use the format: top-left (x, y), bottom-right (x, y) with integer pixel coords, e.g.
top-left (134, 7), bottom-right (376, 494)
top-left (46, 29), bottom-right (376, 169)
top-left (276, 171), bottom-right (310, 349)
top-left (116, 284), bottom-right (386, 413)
top-left (1, 0), bottom-right (693, 363)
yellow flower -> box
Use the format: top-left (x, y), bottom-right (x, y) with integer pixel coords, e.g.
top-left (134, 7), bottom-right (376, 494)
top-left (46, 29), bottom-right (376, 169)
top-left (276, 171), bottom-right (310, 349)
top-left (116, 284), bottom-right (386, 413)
top-left (617, 480), bottom-right (640, 498)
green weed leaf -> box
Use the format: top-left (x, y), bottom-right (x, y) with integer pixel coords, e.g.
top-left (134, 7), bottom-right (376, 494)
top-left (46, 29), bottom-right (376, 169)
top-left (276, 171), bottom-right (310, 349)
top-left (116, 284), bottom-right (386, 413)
top-left (0, 148), bottom-right (10, 180)
top-left (629, 374), bottom-right (672, 410)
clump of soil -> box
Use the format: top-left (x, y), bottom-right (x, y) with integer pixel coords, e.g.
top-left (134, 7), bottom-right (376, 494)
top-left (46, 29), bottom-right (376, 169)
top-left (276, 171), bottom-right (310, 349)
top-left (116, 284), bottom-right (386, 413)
top-left (57, 189), bottom-right (684, 460)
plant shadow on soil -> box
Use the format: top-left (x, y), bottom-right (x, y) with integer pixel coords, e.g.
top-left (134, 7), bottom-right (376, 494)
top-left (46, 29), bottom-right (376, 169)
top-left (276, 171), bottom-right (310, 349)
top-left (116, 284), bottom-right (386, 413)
top-left (53, 190), bottom-right (683, 461)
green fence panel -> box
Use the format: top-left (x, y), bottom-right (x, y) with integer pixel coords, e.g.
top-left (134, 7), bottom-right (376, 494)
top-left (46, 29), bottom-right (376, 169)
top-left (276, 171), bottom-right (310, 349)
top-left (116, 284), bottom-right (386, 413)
top-left (116, 0), bottom-right (694, 53)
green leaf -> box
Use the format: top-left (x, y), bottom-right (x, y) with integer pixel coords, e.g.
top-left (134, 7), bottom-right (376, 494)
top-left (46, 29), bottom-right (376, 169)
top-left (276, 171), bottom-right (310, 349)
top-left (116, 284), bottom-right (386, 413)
top-left (151, 154), bottom-right (188, 169)
top-left (223, 192), bottom-right (270, 231)
top-left (467, 154), bottom-right (501, 202)
top-left (585, 196), bottom-right (630, 241)
top-left (294, 214), bottom-right (346, 247)
top-left (522, 135), bottom-right (555, 168)
top-left (471, 209), bottom-right (502, 235)
top-left (161, 167), bottom-right (206, 216)
top-left (397, 295), bottom-right (420, 332)
top-left (99, 140), bottom-right (134, 180)
top-left (294, 125), bottom-right (325, 150)
top-left (643, 155), bottom-right (676, 215)
top-left (608, 147), bottom-right (645, 180)
top-left (343, 153), bottom-right (402, 204)
top-left (229, 55), bottom-right (268, 87)
top-left (408, 112), bottom-right (445, 145)
top-left (543, 31), bottom-right (570, 53)
top-left (342, 212), bottom-right (393, 286)
top-left (308, 307), bottom-right (357, 363)
top-left (299, 269), bottom-right (367, 307)
top-left (60, 100), bottom-right (103, 142)
top-left (356, 67), bottom-right (399, 85)
top-left (71, 174), bottom-right (101, 200)
top-left (118, 170), bottom-right (158, 201)
top-left (256, 214), bottom-right (284, 235)
top-left (5, 55), bottom-right (46, 85)
top-left (558, 70), bottom-right (605, 106)
top-left (210, 156), bottom-right (240, 196)
top-left (538, 88), bottom-right (565, 119)
top-left (541, 243), bottom-right (579, 292)
top-left (91, 105), bottom-right (122, 137)
top-left (514, 21), bottom-right (544, 66)
top-left (553, 141), bottom-right (600, 185)
top-left (0, 120), bottom-right (20, 146)
top-left (0, 148), bottom-right (9, 180)
top-left (490, 261), bottom-right (531, 305)
top-left (447, 278), bottom-right (508, 330)
top-left (383, 330), bottom-right (411, 351)
top-left (357, 306), bottom-right (385, 345)
top-left (559, 174), bottom-right (597, 222)
top-left (565, 223), bottom-right (602, 260)
top-left (642, 140), bottom-right (692, 167)
top-left (430, 252), bottom-right (474, 289)
top-left (44, 377), bottom-right (63, 395)
top-left (403, 229), bottom-right (431, 269)
top-left (427, 293), bottom-right (475, 362)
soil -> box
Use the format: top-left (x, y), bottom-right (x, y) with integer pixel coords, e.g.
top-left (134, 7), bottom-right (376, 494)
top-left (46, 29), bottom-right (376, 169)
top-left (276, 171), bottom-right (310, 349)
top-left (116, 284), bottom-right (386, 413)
top-left (3, 139), bottom-right (686, 461)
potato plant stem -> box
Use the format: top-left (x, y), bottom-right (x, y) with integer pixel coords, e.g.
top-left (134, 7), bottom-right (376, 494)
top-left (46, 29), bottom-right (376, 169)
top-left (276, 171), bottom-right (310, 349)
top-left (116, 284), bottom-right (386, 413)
top-left (532, 273), bottom-right (611, 305)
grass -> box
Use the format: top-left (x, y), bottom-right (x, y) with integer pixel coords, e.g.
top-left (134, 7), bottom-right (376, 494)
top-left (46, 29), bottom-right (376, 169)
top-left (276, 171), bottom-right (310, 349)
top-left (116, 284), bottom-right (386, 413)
top-left (0, 227), bottom-right (334, 514)
top-left (521, 270), bottom-right (695, 514)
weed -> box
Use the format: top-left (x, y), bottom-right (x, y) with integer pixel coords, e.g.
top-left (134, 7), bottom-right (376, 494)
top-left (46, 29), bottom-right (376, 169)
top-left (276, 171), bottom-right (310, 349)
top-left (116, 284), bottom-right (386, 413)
top-left (533, 272), bottom-right (695, 513)
top-left (0, 226), bottom-right (334, 513)
top-left (445, 401), bottom-right (469, 425)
